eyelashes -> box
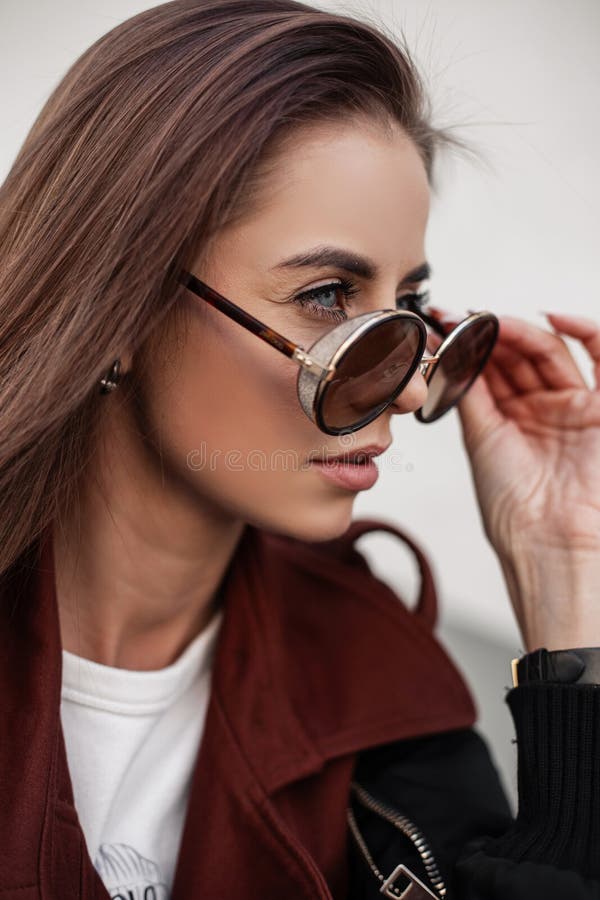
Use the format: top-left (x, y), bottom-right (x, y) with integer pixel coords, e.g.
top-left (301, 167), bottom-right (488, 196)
top-left (398, 289), bottom-right (431, 310)
top-left (291, 278), bottom-right (359, 323)
top-left (291, 277), bottom-right (431, 323)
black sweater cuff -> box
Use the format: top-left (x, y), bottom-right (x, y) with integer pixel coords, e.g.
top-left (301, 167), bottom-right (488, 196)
top-left (486, 681), bottom-right (600, 877)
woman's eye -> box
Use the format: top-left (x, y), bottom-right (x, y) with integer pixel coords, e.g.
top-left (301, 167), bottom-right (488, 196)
top-left (291, 278), bottom-right (359, 323)
top-left (396, 289), bottom-right (431, 311)
top-left (291, 280), bottom-right (431, 322)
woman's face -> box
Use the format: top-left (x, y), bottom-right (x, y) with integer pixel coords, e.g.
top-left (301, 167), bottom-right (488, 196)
top-left (139, 117), bottom-right (431, 541)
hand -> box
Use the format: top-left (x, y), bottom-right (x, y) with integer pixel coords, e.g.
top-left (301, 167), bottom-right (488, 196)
top-left (455, 312), bottom-right (600, 651)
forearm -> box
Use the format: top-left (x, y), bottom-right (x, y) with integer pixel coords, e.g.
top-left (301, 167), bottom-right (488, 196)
top-left (498, 545), bottom-right (600, 652)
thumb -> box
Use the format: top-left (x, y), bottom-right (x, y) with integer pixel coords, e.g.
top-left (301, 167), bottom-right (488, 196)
top-left (455, 374), bottom-right (504, 454)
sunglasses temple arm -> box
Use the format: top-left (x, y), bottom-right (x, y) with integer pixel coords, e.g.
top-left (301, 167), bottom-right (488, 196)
top-left (417, 309), bottom-right (447, 339)
top-left (179, 270), bottom-right (333, 378)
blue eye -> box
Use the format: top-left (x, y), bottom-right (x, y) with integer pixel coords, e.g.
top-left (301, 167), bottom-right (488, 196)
top-left (292, 281), bottom-right (431, 323)
top-left (292, 278), bottom-right (359, 323)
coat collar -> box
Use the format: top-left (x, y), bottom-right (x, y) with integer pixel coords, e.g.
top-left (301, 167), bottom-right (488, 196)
top-left (207, 518), bottom-right (476, 792)
top-left (0, 518), bottom-right (476, 898)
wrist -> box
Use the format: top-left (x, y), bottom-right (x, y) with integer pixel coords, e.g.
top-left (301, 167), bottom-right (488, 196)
top-left (498, 545), bottom-right (600, 652)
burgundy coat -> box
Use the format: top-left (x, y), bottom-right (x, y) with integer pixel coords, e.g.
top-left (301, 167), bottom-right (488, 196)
top-left (0, 518), bottom-right (477, 898)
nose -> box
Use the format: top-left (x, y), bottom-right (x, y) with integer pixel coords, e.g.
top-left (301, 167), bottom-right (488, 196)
top-left (388, 368), bottom-right (428, 415)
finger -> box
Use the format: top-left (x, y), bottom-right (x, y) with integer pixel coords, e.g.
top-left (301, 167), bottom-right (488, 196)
top-left (496, 315), bottom-right (588, 390)
top-left (481, 357), bottom-right (517, 403)
top-left (519, 388), bottom-right (600, 429)
top-left (543, 312), bottom-right (600, 388)
top-left (489, 342), bottom-right (546, 394)
top-left (454, 369), bottom-right (505, 448)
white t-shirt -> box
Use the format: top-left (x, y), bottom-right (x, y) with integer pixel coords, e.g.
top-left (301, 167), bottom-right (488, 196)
top-left (59, 608), bottom-right (224, 899)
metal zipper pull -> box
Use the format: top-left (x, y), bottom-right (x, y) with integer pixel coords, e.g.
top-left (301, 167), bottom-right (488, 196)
top-left (381, 863), bottom-right (440, 899)
top-left (347, 781), bottom-right (446, 899)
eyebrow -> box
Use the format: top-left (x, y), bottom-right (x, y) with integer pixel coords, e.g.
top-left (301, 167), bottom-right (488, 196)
top-left (270, 245), bottom-right (431, 285)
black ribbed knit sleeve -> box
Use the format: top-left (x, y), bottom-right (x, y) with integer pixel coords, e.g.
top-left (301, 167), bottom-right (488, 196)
top-left (451, 682), bottom-right (600, 898)
top-left (347, 682), bottom-right (600, 899)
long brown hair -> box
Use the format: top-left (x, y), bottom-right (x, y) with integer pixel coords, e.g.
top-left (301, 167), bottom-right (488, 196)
top-left (0, 0), bottom-right (460, 578)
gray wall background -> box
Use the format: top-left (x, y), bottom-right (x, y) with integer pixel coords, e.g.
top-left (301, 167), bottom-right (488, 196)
top-left (2, 0), bottom-right (599, 811)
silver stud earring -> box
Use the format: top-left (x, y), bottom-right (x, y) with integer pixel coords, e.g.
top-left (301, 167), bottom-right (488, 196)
top-left (99, 358), bottom-right (122, 394)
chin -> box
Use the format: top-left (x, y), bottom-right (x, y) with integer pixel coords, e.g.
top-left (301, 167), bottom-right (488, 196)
top-left (255, 496), bottom-right (356, 545)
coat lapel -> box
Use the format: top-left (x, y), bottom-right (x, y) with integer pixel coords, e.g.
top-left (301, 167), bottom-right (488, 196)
top-left (171, 520), bottom-right (476, 897)
top-left (0, 519), bottom-right (476, 899)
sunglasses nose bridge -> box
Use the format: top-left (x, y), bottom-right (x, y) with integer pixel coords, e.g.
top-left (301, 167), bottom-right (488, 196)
top-left (419, 355), bottom-right (440, 379)
top-left (387, 364), bottom-right (429, 415)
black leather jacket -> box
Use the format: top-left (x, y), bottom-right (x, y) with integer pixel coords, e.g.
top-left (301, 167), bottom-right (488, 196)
top-left (347, 682), bottom-right (600, 899)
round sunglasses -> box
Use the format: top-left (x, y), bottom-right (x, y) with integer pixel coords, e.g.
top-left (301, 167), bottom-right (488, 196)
top-left (178, 270), bottom-right (499, 436)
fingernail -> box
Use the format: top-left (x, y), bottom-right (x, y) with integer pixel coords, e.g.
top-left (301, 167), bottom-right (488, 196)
top-left (541, 310), bottom-right (597, 325)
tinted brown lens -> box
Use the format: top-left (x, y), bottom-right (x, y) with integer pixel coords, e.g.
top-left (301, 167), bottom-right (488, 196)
top-left (319, 317), bottom-right (423, 431)
top-left (419, 317), bottom-right (497, 422)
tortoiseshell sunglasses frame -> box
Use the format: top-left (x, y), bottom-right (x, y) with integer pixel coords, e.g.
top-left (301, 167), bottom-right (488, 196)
top-left (178, 269), bottom-right (439, 434)
top-left (178, 269), bottom-right (498, 432)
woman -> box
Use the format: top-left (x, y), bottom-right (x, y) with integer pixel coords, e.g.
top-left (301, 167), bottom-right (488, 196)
top-left (1, 1), bottom-right (599, 897)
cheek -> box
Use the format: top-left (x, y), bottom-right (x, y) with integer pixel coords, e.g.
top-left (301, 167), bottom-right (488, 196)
top-left (191, 318), bottom-right (307, 444)
top-left (141, 313), bottom-right (323, 485)
top-left (132, 314), bottom-right (359, 540)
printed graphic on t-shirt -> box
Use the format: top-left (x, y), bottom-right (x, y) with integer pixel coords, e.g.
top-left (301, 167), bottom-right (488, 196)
top-left (95, 843), bottom-right (169, 899)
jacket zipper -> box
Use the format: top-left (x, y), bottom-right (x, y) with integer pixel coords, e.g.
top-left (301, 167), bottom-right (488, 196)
top-left (347, 781), bottom-right (446, 899)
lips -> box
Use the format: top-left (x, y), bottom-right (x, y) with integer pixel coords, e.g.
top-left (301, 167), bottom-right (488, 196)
top-left (310, 443), bottom-right (390, 464)
top-left (309, 452), bottom-right (382, 490)
top-left (326, 452), bottom-right (376, 465)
